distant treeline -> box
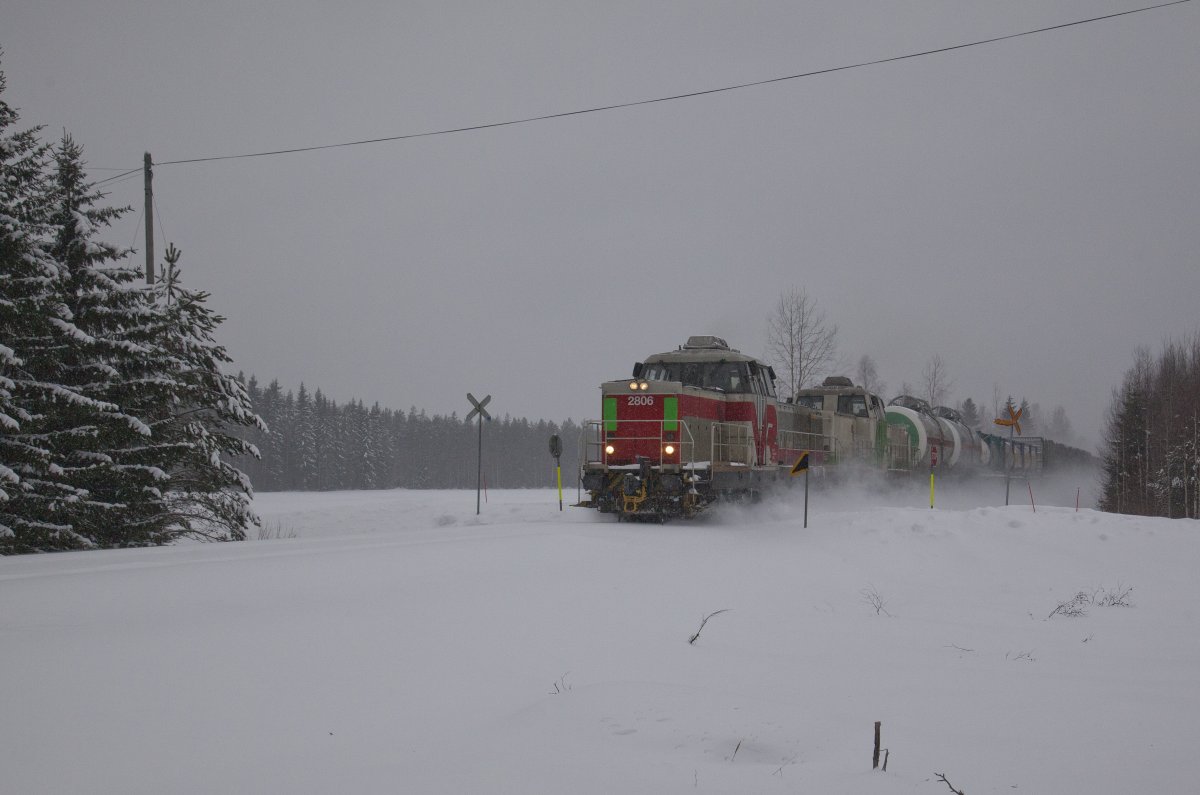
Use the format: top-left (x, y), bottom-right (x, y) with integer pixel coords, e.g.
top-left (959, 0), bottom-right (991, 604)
top-left (1100, 334), bottom-right (1200, 519)
top-left (234, 376), bottom-right (581, 492)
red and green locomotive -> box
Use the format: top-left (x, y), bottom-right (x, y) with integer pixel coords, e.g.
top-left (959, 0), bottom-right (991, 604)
top-left (579, 336), bottom-right (907, 520)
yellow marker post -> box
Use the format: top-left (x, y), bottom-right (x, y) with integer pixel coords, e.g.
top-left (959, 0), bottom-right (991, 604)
top-left (556, 464), bottom-right (563, 511)
top-left (929, 445), bottom-right (938, 509)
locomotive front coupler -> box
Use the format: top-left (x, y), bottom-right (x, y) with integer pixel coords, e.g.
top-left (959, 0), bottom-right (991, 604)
top-left (622, 456), bottom-right (654, 498)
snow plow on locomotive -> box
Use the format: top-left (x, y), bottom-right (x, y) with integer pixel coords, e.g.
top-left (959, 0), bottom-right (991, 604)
top-left (578, 336), bottom-right (910, 520)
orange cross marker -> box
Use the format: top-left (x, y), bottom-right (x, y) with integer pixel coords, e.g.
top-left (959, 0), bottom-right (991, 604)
top-left (993, 404), bottom-right (1023, 436)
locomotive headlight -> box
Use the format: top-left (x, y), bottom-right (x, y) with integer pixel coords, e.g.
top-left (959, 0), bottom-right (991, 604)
top-left (664, 444), bottom-right (676, 455)
top-left (605, 444), bottom-right (615, 455)
top-left (629, 381), bottom-right (639, 390)
top-left (639, 381), bottom-right (649, 390)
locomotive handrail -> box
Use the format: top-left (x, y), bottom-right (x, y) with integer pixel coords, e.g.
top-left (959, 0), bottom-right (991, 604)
top-left (581, 417), bottom-right (914, 473)
top-left (889, 441), bottom-right (913, 471)
top-left (776, 428), bottom-right (830, 463)
top-left (709, 422), bottom-right (756, 467)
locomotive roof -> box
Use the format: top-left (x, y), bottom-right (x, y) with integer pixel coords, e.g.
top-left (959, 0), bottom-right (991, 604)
top-left (643, 337), bottom-right (760, 365)
top-left (794, 376), bottom-right (870, 396)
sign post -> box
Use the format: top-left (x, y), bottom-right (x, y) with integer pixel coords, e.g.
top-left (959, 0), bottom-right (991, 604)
top-left (993, 401), bottom-right (1024, 507)
top-left (466, 393), bottom-right (492, 515)
top-left (791, 452), bottom-right (811, 528)
top-left (549, 434), bottom-right (563, 511)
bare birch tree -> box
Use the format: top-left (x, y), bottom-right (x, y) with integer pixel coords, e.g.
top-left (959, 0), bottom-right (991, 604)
top-left (856, 354), bottom-right (886, 398)
top-left (922, 354), bottom-right (954, 407)
top-left (765, 288), bottom-right (838, 399)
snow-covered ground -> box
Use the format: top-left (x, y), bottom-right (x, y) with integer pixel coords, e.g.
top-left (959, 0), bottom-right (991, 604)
top-left (3, 476), bottom-right (1198, 794)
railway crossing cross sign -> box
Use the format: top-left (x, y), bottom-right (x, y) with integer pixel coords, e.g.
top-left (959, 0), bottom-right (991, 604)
top-left (993, 403), bottom-right (1023, 436)
top-left (467, 393), bottom-right (492, 515)
top-left (466, 393), bottom-right (491, 423)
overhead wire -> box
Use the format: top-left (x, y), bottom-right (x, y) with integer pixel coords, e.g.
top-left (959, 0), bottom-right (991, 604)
top-left (97, 172), bottom-right (142, 189)
top-left (149, 0), bottom-right (1192, 168)
top-left (94, 167), bottom-right (142, 186)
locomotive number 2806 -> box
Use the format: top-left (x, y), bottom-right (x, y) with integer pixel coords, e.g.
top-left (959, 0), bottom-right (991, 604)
top-left (627, 395), bottom-right (655, 406)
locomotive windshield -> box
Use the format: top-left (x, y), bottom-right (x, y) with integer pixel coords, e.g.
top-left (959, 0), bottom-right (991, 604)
top-left (792, 394), bottom-right (824, 410)
top-left (837, 394), bottom-right (870, 417)
top-left (641, 360), bottom-right (752, 393)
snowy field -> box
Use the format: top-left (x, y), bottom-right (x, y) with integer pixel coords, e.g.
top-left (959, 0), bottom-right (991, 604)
top-left (3, 475), bottom-right (1199, 794)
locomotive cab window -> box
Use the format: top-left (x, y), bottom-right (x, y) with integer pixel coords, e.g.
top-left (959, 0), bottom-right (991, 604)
top-left (838, 394), bottom-right (869, 417)
top-left (641, 361), bottom-right (752, 393)
top-left (759, 371), bottom-right (776, 398)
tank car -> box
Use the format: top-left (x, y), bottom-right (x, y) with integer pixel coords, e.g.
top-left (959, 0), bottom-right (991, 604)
top-left (930, 405), bottom-right (991, 468)
top-left (885, 396), bottom-right (957, 468)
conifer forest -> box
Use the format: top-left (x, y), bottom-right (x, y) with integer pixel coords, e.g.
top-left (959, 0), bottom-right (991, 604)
top-left (234, 376), bottom-right (580, 494)
top-left (1099, 335), bottom-right (1200, 519)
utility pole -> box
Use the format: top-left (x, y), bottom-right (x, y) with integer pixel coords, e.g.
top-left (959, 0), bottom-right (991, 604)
top-left (143, 152), bottom-right (154, 285)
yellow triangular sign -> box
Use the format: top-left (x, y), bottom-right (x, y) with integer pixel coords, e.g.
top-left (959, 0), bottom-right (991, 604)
top-left (791, 452), bottom-right (810, 475)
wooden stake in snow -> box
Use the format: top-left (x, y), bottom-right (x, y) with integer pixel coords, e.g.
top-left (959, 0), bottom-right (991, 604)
top-left (873, 721), bottom-right (881, 769)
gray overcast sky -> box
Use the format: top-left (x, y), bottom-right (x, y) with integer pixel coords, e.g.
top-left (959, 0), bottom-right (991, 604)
top-left (5, 0), bottom-right (1198, 448)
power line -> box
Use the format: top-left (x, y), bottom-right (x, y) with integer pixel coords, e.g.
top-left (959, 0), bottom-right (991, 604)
top-left (153, 0), bottom-right (1192, 168)
top-left (95, 167), bottom-right (142, 186)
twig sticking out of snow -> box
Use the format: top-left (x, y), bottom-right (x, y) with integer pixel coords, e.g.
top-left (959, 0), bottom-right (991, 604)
top-left (688, 609), bottom-right (730, 645)
top-left (860, 585), bottom-right (892, 617)
top-left (1094, 582), bottom-right (1134, 607)
top-left (1048, 591), bottom-right (1090, 619)
top-left (1049, 583), bottom-right (1135, 619)
top-left (935, 772), bottom-right (966, 794)
top-left (548, 672), bottom-right (571, 695)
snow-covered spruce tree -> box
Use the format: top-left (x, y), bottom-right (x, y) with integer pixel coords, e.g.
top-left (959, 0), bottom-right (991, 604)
top-left (0, 64), bottom-right (119, 552)
top-left (143, 250), bottom-right (264, 539)
top-left (45, 137), bottom-right (262, 545)
top-left (0, 60), bottom-right (54, 509)
top-left (36, 133), bottom-right (177, 547)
